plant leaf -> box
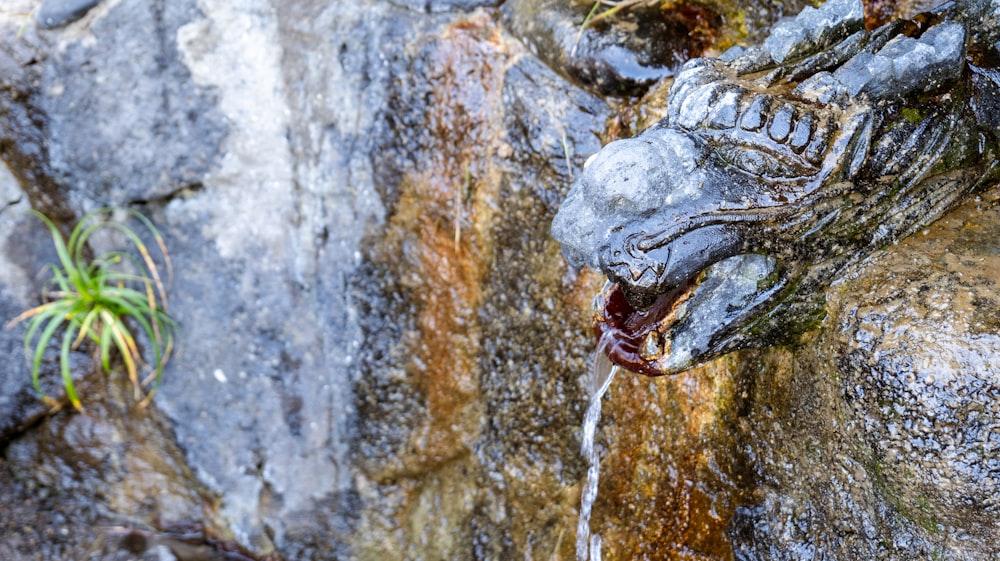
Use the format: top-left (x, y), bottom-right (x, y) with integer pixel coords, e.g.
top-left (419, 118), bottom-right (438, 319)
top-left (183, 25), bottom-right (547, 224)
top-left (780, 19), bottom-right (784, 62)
top-left (30, 310), bottom-right (67, 402)
top-left (60, 328), bottom-right (83, 412)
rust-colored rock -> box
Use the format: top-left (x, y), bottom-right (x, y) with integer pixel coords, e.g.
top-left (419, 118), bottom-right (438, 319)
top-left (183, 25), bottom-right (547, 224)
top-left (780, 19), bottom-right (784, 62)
top-left (592, 357), bottom-right (741, 561)
top-left (363, 10), bottom-right (510, 478)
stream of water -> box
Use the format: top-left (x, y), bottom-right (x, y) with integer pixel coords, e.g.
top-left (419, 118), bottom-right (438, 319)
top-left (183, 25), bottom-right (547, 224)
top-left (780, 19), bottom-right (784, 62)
top-left (576, 351), bottom-right (618, 561)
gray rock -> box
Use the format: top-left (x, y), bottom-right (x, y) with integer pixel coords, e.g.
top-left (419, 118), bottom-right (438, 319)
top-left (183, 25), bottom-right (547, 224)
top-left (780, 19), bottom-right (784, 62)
top-left (833, 22), bottom-right (966, 97)
top-left (763, 0), bottom-right (864, 63)
top-left (0, 29), bottom-right (75, 224)
top-left (3, 0), bottom-right (375, 555)
top-left (153, 0), bottom-right (392, 553)
top-left (0, 168), bottom-right (37, 439)
top-left (387, 0), bottom-right (499, 12)
top-left (39, 0), bottom-right (226, 206)
top-left (1, 1), bottom-right (600, 559)
top-left (0, 163), bottom-right (88, 441)
top-left (835, 200), bottom-right (1000, 533)
top-left (141, 545), bottom-right (178, 561)
top-left (351, 28), bottom-right (609, 560)
top-left (730, 199), bottom-right (1000, 561)
top-left (36, 0), bottom-right (101, 29)
top-left (468, 53), bottom-right (609, 558)
top-left (502, 0), bottom-right (695, 96)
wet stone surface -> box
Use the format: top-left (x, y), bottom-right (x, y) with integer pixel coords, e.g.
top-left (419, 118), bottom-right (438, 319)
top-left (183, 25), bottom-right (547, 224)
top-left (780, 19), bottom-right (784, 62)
top-left (502, 0), bottom-right (718, 96)
top-left (503, 0), bottom-right (816, 97)
top-left (721, 196), bottom-right (1000, 561)
top-left (593, 358), bottom-right (745, 560)
top-left (0, 161), bottom-right (95, 442)
top-left (831, 197), bottom-right (1000, 544)
top-left (0, 0), bottom-right (612, 559)
top-left (0, 368), bottom-right (247, 561)
top-left (352, 9), bottom-right (612, 558)
top-left (723, 345), bottom-right (909, 561)
top-left (387, 0), bottom-right (501, 13)
top-left (39, 0), bottom-right (227, 206)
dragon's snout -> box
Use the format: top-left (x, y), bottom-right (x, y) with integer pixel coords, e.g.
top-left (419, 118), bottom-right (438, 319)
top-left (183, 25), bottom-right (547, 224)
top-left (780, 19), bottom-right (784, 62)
top-left (552, 129), bottom-right (710, 274)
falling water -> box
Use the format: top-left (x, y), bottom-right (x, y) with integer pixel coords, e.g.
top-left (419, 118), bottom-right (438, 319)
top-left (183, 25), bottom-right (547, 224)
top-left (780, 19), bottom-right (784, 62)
top-left (576, 350), bottom-right (618, 561)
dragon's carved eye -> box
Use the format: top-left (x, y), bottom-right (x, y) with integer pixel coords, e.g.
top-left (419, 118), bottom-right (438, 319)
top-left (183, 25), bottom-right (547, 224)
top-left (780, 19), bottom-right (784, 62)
top-left (717, 144), bottom-right (816, 181)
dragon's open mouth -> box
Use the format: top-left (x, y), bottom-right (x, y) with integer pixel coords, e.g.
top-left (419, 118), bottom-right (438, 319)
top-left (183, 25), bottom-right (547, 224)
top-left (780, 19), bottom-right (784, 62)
top-left (593, 276), bottom-right (700, 376)
top-left (594, 253), bottom-right (779, 376)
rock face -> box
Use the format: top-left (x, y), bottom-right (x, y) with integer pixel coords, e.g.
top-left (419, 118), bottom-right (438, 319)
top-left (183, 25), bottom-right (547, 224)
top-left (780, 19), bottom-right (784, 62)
top-left (2, 0), bottom-right (1000, 560)
top-left (831, 198), bottom-right (1000, 551)
top-left (725, 198), bottom-right (1000, 561)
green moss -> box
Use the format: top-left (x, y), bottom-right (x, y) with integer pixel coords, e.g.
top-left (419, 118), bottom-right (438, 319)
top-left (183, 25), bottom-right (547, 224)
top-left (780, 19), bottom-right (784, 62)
top-left (901, 107), bottom-right (923, 124)
top-left (716, 8), bottom-right (750, 50)
top-left (906, 494), bottom-right (941, 534)
top-left (865, 452), bottom-right (942, 535)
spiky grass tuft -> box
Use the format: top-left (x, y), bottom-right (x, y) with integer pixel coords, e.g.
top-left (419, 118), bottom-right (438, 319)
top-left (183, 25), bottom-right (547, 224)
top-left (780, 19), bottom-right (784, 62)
top-left (6, 208), bottom-right (176, 411)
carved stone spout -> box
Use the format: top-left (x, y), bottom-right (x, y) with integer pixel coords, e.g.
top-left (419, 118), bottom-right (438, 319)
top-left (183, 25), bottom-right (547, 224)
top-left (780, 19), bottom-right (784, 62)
top-left (553, 0), bottom-right (1000, 375)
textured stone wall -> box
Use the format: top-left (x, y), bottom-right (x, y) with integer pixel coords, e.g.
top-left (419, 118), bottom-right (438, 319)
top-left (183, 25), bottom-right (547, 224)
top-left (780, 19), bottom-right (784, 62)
top-left (1, 0), bottom-right (998, 560)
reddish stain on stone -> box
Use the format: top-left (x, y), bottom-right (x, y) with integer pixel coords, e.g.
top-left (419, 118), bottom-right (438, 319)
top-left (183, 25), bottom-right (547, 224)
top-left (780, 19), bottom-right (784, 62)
top-left (376, 11), bottom-right (511, 472)
top-left (591, 357), bottom-right (742, 560)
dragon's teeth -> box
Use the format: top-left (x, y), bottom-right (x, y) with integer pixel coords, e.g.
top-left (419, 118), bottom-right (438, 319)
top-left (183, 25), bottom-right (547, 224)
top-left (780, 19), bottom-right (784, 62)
top-left (740, 95), bottom-right (770, 132)
top-left (768, 104), bottom-right (795, 142)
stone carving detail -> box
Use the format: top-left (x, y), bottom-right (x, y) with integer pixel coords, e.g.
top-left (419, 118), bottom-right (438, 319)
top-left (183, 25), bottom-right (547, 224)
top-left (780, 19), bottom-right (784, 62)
top-left (553, 0), bottom-right (1000, 375)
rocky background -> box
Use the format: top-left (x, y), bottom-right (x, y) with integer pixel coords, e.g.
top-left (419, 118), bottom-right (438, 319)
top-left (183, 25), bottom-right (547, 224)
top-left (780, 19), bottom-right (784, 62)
top-left (0, 0), bottom-right (997, 560)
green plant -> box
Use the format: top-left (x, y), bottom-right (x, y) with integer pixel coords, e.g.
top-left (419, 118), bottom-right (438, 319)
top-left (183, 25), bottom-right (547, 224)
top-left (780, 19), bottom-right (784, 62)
top-left (6, 208), bottom-right (176, 411)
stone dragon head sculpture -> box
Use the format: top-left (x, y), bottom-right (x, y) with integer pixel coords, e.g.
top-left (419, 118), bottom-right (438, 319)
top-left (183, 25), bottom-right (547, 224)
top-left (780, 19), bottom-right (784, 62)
top-left (553, 0), bottom-right (1000, 375)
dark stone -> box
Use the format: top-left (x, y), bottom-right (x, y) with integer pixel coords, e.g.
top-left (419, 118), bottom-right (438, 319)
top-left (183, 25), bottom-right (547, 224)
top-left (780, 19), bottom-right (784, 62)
top-left (353, 10), bottom-right (608, 556)
top-left (387, 0), bottom-right (500, 12)
top-left (470, 53), bottom-right (609, 557)
top-left (0, 35), bottom-right (75, 223)
top-left (502, 0), bottom-right (817, 97)
top-left (833, 200), bottom-right (1000, 540)
top-left (3, 1), bottom-right (599, 558)
top-left (762, 0), bottom-right (864, 62)
top-left (38, 0), bottom-right (226, 206)
top-left (725, 199), bottom-right (1000, 560)
top-left (502, 0), bottom-right (717, 96)
top-left (0, 175), bottom-right (88, 443)
top-left (36, 0), bottom-right (102, 29)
